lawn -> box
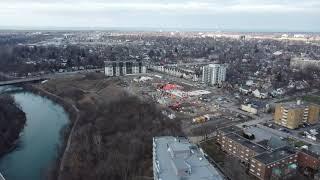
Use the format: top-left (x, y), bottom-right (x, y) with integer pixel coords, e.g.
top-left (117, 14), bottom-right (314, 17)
top-left (302, 95), bottom-right (320, 105)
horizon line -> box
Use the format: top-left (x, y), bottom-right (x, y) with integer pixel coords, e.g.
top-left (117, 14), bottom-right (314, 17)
top-left (0, 26), bottom-right (319, 33)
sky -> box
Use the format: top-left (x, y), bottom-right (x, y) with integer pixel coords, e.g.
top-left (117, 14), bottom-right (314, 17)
top-left (0, 0), bottom-right (319, 32)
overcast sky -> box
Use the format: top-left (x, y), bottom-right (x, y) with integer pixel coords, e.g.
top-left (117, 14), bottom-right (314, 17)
top-left (0, 0), bottom-right (319, 31)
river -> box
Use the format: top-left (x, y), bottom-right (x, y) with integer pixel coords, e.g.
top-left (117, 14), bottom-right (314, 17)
top-left (0, 86), bottom-right (69, 180)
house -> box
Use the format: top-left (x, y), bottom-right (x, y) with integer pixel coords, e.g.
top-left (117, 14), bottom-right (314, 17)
top-left (253, 89), bottom-right (268, 99)
top-left (239, 86), bottom-right (252, 95)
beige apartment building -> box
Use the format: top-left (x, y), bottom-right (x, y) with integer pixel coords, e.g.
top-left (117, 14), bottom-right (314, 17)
top-left (274, 101), bottom-right (320, 129)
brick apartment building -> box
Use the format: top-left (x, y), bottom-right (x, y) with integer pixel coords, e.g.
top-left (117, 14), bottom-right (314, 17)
top-left (216, 126), bottom-right (306, 180)
top-left (217, 126), bottom-right (266, 163)
top-left (298, 149), bottom-right (320, 174)
top-left (216, 125), bottom-right (242, 144)
top-left (250, 147), bottom-right (298, 180)
top-left (220, 133), bottom-right (267, 163)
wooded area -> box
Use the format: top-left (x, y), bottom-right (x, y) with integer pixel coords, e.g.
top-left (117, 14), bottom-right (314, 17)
top-left (39, 75), bottom-right (183, 180)
top-left (0, 95), bottom-right (26, 156)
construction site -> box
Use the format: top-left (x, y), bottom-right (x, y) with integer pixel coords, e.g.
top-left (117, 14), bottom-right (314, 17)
top-left (121, 72), bottom-right (252, 137)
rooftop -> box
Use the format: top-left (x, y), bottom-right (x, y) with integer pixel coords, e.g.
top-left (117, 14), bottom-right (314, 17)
top-left (280, 101), bottom-right (308, 109)
top-left (253, 147), bottom-right (296, 165)
top-left (242, 126), bottom-right (287, 149)
top-left (208, 64), bottom-right (221, 68)
top-left (226, 133), bottom-right (267, 153)
top-left (153, 136), bottom-right (224, 180)
top-left (300, 149), bottom-right (320, 159)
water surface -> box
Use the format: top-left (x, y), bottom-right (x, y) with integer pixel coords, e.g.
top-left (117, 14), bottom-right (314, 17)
top-left (0, 86), bottom-right (69, 180)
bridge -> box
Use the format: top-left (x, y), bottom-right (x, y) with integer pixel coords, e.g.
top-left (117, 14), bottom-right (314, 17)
top-left (0, 172), bottom-right (5, 180)
top-left (0, 77), bottom-right (49, 86)
top-left (0, 68), bottom-right (105, 87)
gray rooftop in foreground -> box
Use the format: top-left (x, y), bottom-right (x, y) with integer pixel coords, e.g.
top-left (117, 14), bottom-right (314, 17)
top-left (253, 146), bottom-right (296, 165)
top-left (153, 136), bottom-right (224, 180)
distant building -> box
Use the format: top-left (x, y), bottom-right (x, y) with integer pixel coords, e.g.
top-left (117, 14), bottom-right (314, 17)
top-left (104, 61), bottom-right (146, 76)
top-left (250, 147), bottom-right (298, 180)
top-left (241, 104), bottom-right (258, 115)
top-left (202, 64), bottom-right (227, 86)
top-left (290, 57), bottom-right (320, 70)
top-left (153, 136), bottom-right (223, 180)
top-left (252, 89), bottom-right (269, 99)
top-left (239, 86), bottom-right (252, 94)
top-left (274, 101), bottom-right (320, 129)
top-left (150, 65), bottom-right (198, 81)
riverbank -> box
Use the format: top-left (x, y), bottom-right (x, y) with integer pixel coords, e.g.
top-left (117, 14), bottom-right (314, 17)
top-left (21, 84), bottom-right (79, 180)
top-left (0, 95), bottom-right (26, 157)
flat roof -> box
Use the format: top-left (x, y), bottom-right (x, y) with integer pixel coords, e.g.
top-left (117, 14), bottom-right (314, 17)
top-left (153, 136), bottom-right (224, 180)
top-left (226, 133), bottom-right (267, 154)
top-left (254, 147), bottom-right (296, 165)
top-left (280, 101), bottom-right (319, 109)
top-left (300, 149), bottom-right (320, 159)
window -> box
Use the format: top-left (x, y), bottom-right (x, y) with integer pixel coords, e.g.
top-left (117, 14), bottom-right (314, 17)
top-left (257, 168), bottom-right (260, 171)
top-left (252, 160), bottom-right (256, 163)
top-left (257, 173), bottom-right (260, 176)
top-left (250, 169), bottom-right (255, 172)
top-left (258, 163), bottom-right (261, 166)
top-left (251, 164), bottom-right (255, 168)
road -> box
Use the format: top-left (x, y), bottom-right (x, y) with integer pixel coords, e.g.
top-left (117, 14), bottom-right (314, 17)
top-left (0, 77), bottom-right (48, 86)
top-left (0, 68), bottom-right (104, 86)
top-left (236, 114), bottom-right (272, 127)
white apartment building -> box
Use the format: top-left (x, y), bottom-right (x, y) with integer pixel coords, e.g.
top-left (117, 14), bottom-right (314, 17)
top-left (202, 64), bottom-right (227, 85)
top-left (104, 61), bottom-right (146, 76)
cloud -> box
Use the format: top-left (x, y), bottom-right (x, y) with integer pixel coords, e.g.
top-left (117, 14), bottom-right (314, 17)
top-left (0, 0), bottom-right (319, 30)
top-left (1, 0), bottom-right (320, 13)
